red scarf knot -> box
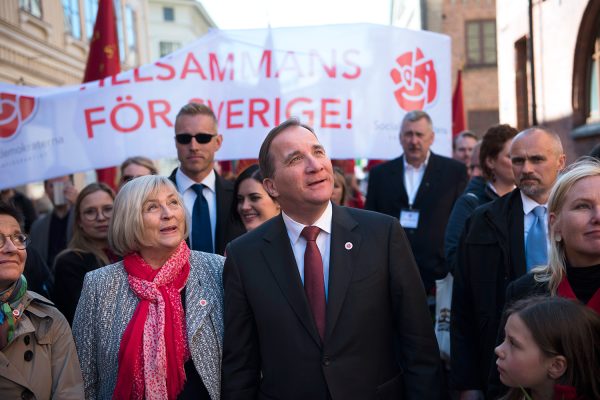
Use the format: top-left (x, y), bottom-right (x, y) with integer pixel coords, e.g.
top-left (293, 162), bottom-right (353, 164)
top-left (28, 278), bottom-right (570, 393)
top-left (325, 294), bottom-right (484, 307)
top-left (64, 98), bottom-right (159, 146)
top-left (113, 241), bottom-right (191, 400)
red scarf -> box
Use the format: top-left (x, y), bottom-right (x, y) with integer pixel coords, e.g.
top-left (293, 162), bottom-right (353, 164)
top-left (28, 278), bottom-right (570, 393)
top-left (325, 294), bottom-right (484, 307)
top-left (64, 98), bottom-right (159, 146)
top-left (557, 277), bottom-right (600, 314)
top-left (113, 241), bottom-right (191, 400)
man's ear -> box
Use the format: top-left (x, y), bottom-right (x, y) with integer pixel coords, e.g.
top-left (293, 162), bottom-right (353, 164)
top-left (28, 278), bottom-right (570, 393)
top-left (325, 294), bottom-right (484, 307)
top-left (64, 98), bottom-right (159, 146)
top-left (214, 134), bottom-right (223, 150)
top-left (263, 178), bottom-right (279, 199)
top-left (547, 355), bottom-right (567, 380)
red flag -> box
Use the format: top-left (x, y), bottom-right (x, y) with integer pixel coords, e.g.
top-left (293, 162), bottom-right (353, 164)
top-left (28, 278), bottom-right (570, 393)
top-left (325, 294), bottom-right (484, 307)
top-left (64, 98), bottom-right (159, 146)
top-left (84, 0), bottom-right (120, 190)
top-left (452, 70), bottom-right (466, 137)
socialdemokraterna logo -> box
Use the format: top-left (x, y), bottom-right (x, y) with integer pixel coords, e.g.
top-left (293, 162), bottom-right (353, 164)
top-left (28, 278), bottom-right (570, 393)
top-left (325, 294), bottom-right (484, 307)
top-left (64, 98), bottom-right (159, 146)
top-left (390, 48), bottom-right (438, 111)
top-left (0, 93), bottom-right (38, 140)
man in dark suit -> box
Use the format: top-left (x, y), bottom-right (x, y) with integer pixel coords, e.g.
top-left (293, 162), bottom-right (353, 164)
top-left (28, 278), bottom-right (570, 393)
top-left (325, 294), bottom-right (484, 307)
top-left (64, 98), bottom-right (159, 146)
top-left (450, 128), bottom-right (565, 400)
top-left (366, 110), bottom-right (468, 294)
top-left (168, 103), bottom-right (243, 255)
top-left (222, 119), bottom-right (441, 400)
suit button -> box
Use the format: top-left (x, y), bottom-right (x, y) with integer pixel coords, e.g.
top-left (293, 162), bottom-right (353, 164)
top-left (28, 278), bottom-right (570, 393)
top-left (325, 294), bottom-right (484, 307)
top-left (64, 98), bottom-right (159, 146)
top-left (322, 356), bottom-right (331, 366)
top-left (24, 350), bottom-right (33, 362)
top-left (21, 390), bottom-right (34, 400)
top-left (23, 335), bottom-right (30, 345)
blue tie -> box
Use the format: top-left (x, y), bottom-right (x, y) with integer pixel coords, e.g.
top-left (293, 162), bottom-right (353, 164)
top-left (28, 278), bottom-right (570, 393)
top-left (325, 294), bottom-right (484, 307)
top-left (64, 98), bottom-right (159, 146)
top-left (191, 184), bottom-right (213, 253)
top-left (525, 206), bottom-right (547, 271)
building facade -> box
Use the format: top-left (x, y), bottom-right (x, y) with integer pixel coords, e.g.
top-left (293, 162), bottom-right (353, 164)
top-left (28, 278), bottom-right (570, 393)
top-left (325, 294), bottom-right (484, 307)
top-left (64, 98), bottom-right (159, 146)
top-left (496, 0), bottom-right (599, 160)
top-left (392, 0), bottom-right (499, 136)
top-left (147, 0), bottom-right (215, 61)
top-left (0, 0), bottom-right (150, 87)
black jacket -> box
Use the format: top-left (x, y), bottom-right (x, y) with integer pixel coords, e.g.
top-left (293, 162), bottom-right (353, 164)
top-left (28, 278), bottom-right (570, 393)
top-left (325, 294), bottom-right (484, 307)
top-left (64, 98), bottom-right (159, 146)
top-left (450, 189), bottom-right (527, 392)
top-left (365, 153), bottom-right (467, 290)
top-left (169, 168), bottom-right (245, 255)
top-left (53, 250), bottom-right (104, 325)
top-left (444, 176), bottom-right (498, 274)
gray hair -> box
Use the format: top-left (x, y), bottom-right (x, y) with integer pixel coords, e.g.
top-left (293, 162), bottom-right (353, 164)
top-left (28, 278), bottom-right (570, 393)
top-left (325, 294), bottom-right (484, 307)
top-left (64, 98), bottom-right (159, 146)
top-left (109, 175), bottom-right (190, 256)
top-left (401, 110), bottom-right (432, 132)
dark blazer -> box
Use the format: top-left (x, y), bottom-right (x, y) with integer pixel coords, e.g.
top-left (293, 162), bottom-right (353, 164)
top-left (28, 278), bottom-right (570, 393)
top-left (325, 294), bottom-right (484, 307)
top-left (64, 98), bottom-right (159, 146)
top-left (365, 153), bottom-right (468, 290)
top-left (450, 189), bottom-right (527, 392)
top-left (53, 250), bottom-right (104, 325)
top-left (222, 205), bottom-right (441, 400)
top-left (444, 176), bottom-right (499, 274)
top-left (169, 168), bottom-right (245, 255)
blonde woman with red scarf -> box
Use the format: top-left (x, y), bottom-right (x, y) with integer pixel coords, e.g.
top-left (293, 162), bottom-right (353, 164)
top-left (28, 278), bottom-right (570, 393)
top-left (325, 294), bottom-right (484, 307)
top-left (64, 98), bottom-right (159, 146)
top-left (72, 176), bottom-right (224, 400)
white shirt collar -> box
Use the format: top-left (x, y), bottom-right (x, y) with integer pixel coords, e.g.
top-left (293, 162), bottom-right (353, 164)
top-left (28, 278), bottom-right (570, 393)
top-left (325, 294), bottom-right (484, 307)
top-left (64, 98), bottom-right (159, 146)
top-left (403, 151), bottom-right (431, 171)
top-left (282, 201), bottom-right (333, 244)
top-left (520, 191), bottom-right (546, 215)
top-left (176, 168), bottom-right (216, 193)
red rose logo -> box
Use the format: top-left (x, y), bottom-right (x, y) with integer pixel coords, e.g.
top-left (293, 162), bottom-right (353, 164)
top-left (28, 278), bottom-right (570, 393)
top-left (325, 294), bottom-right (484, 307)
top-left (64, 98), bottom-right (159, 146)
top-left (0, 93), bottom-right (37, 139)
top-left (390, 48), bottom-right (437, 111)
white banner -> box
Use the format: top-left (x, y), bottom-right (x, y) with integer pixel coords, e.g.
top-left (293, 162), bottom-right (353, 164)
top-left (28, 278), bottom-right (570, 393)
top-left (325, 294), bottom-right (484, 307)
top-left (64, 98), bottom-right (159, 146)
top-left (0, 24), bottom-right (451, 189)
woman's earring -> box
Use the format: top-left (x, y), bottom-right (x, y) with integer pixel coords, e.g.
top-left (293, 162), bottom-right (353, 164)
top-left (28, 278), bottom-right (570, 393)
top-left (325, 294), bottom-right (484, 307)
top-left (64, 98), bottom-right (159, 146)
top-left (555, 233), bottom-right (562, 242)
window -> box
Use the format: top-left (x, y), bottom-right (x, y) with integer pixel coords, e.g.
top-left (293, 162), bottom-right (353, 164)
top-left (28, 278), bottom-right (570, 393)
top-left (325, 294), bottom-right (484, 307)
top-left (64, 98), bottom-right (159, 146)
top-left (589, 29), bottom-right (600, 120)
top-left (20, 0), bottom-right (42, 18)
top-left (160, 41), bottom-right (181, 57)
top-left (84, 0), bottom-right (98, 39)
top-left (125, 6), bottom-right (138, 63)
top-left (113, 0), bottom-right (126, 62)
top-left (467, 110), bottom-right (499, 135)
top-left (62, 0), bottom-right (81, 39)
top-left (515, 37), bottom-right (530, 130)
top-left (125, 6), bottom-right (137, 51)
top-left (466, 20), bottom-right (497, 67)
top-left (163, 7), bottom-right (175, 22)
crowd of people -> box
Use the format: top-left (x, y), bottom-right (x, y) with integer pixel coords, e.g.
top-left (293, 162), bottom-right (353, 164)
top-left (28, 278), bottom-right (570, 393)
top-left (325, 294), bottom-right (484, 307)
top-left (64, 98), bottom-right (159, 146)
top-left (0, 103), bottom-right (599, 400)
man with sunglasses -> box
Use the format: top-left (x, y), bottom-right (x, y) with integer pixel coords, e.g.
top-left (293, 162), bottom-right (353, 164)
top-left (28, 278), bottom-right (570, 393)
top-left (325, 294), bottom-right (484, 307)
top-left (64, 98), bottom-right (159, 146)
top-left (169, 103), bottom-right (244, 255)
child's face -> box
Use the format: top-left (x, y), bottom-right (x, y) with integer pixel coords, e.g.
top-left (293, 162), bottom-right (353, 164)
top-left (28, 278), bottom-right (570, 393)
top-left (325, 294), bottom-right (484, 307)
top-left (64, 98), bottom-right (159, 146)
top-left (495, 314), bottom-right (555, 393)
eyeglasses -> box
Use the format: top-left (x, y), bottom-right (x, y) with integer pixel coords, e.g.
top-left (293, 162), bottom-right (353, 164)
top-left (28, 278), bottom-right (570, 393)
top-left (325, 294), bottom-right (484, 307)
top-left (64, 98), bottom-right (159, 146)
top-left (82, 205), bottom-right (114, 221)
top-left (175, 133), bottom-right (218, 145)
top-left (121, 175), bottom-right (143, 183)
top-left (0, 233), bottom-right (30, 250)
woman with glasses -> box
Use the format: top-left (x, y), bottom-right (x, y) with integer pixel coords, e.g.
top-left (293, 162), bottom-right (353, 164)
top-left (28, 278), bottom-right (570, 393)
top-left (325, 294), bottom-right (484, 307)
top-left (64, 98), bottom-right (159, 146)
top-left (0, 201), bottom-right (84, 398)
top-left (53, 183), bottom-right (119, 324)
top-left (72, 175), bottom-right (224, 399)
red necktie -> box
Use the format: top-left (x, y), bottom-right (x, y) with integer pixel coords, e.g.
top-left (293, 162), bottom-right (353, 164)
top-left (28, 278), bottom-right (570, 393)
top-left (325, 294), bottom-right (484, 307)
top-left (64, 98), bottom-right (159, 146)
top-left (301, 226), bottom-right (326, 341)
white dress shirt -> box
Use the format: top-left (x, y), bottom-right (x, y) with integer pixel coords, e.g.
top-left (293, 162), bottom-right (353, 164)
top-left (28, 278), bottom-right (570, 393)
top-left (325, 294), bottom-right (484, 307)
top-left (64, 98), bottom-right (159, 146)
top-left (176, 168), bottom-right (217, 249)
top-left (403, 152), bottom-right (431, 207)
top-left (282, 202), bottom-right (332, 300)
top-left (520, 191), bottom-right (549, 253)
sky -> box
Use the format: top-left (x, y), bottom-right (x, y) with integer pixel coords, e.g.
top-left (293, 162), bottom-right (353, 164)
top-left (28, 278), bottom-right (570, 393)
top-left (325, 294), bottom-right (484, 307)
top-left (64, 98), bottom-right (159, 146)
top-left (199, 0), bottom-right (392, 30)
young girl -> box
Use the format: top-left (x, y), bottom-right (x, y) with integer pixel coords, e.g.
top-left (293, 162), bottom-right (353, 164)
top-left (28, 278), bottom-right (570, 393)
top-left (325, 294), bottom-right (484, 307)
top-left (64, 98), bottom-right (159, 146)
top-left (495, 296), bottom-right (600, 400)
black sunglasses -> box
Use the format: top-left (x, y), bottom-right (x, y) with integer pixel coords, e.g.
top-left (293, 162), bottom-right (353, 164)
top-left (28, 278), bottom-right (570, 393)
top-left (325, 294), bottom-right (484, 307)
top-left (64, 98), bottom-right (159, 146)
top-left (175, 133), bottom-right (217, 145)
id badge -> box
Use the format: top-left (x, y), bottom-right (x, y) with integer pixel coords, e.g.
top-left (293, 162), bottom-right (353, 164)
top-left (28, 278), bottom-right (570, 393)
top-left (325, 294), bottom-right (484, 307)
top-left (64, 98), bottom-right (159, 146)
top-left (400, 209), bottom-right (420, 229)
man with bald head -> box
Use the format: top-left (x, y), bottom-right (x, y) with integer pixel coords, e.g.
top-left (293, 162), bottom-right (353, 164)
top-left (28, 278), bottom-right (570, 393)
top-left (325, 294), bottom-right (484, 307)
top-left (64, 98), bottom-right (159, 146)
top-left (450, 127), bottom-right (565, 400)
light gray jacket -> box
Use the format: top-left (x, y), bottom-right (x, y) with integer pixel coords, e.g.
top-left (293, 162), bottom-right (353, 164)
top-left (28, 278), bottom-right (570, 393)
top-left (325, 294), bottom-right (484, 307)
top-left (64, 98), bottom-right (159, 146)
top-left (72, 251), bottom-right (224, 400)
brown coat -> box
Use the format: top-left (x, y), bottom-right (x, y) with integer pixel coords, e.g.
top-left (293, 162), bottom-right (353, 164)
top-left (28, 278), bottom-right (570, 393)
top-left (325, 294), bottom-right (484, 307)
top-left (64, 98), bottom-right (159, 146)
top-left (0, 291), bottom-right (84, 400)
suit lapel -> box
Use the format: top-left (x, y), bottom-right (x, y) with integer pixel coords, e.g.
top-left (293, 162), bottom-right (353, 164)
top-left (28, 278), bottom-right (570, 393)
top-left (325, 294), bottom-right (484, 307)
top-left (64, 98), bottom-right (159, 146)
top-left (326, 206), bottom-right (360, 341)
top-left (508, 192), bottom-right (527, 277)
top-left (262, 216), bottom-right (323, 347)
top-left (214, 173), bottom-right (231, 254)
top-left (186, 254), bottom-right (219, 346)
top-left (395, 156), bottom-right (409, 208)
